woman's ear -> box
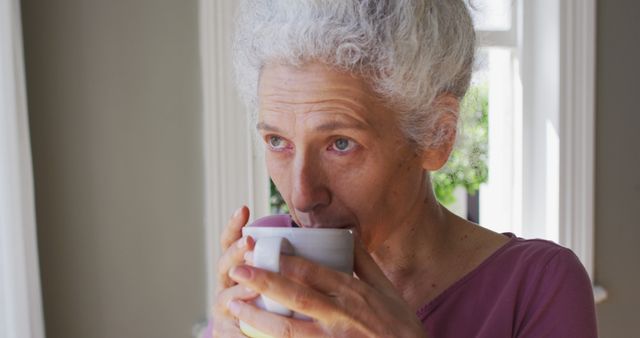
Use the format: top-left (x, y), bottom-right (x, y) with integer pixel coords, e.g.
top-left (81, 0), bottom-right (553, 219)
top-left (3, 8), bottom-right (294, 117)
top-left (421, 94), bottom-right (459, 171)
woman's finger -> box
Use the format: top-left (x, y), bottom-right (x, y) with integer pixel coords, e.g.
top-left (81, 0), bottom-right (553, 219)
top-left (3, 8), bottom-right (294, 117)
top-left (228, 265), bottom-right (338, 322)
top-left (211, 284), bottom-right (259, 338)
top-left (278, 254), bottom-right (403, 337)
top-left (210, 316), bottom-right (247, 338)
top-left (216, 206), bottom-right (250, 290)
top-left (219, 206), bottom-right (249, 251)
top-left (277, 234), bottom-right (396, 299)
top-left (217, 236), bottom-right (255, 290)
top-left (278, 255), bottom-right (354, 294)
top-left (211, 319), bottom-right (245, 338)
top-left (214, 284), bottom-right (259, 315)
top-left (227, 299), bottom-right (324, 338)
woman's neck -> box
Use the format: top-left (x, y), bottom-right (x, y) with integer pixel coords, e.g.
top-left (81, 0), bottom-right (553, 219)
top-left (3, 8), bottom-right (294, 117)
top-left (370, 183), bottom-right (510, 310)
top-left (370, 183), bottom-right (461, 306)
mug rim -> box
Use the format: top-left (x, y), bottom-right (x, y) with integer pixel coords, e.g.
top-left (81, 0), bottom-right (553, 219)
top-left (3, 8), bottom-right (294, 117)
top-left (242, 226), bottom-right (353, 234)
top-left (241, 227), bottom-right (354, 246)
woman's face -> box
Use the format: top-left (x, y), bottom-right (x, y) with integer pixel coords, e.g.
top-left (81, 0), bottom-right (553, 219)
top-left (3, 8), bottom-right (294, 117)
top-left (258, 62), bottom-right (428, 250)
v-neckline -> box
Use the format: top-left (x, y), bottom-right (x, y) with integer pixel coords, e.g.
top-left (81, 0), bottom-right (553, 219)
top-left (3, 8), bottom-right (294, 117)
top-left (415, 232), bottom-right (518, 318)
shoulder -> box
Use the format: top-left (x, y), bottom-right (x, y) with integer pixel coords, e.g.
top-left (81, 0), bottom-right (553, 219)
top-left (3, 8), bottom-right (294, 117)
top-left (502, 233), bottom-right (567, 257)
top-left (498, 234), bottom-right (598, 337)
top-left (417, 233), bottom-right (597, 337)
top-left (497, 235), bottom-right (593, 297)
top-left (494, 234), bottom-right (592, 297)
top-left (497, 234), bottom-right (579, 272)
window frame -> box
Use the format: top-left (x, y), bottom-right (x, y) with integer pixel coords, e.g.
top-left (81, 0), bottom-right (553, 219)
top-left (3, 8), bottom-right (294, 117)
top-left (557, 0), bottom-right (604, 302)
top-left (199, 0), bottom-right (270, 312)
top-left (477, 0), bottom-right (604, 302)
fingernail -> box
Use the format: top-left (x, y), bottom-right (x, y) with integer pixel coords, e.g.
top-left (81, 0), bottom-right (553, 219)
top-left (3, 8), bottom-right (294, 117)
top-left (233, 207), bottom-right (243, 218)
top-left (227, 300), bottom-right (242, 315)
top-left (230, 266), bottom-right (252, 281)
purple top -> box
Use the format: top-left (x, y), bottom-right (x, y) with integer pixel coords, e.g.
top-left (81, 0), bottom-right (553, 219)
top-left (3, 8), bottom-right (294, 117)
top-left (418, 233), bottom-right (597, 337)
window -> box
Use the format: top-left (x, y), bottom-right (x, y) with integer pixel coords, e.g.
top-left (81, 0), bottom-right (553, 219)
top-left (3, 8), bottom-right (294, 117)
top-left (469, 0), bottom-right (524, 236)
top-left (462, 0), bottom-right (603, 301)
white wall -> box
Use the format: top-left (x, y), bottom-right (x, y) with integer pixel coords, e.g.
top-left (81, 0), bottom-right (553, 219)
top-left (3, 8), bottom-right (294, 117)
top-left (594, 0), bottom-right (640, 336)
top-left (21, 1), bottom-right (207, 337)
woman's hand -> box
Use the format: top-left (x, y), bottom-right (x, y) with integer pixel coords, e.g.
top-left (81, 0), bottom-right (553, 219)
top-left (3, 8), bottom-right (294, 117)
top-left (226, 239), bottom-right (429, 338)
top-left (211, 206), bottom-right (259, 337)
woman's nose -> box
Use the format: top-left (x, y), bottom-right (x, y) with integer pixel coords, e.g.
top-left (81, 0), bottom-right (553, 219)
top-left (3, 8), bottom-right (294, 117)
top-left (290, 156), bottom-right (331, 213)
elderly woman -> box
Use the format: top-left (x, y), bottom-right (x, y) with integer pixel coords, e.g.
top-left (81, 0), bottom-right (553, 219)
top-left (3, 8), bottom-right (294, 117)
top-left (213, 0), bottom-right (598, 337)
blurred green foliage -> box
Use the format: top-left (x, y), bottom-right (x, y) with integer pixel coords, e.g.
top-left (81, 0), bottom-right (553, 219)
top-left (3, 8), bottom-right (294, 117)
top-left (270, 179), bottom-right (289, 214)
top-left (268, 84), bottom-right (489, 212)
top-left (432, 84), bottom-right (489, 205)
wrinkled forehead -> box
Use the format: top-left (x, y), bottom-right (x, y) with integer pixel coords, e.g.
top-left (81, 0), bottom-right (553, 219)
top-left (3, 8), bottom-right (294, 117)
top-left (259, 63), bottom-right (372, 106)
top-left (257, 62), bottom-right (396, 133)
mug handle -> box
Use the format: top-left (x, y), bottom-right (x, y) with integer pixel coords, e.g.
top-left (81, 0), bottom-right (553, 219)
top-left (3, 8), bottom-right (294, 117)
top-left (252, 236), bottom-right (294, 317)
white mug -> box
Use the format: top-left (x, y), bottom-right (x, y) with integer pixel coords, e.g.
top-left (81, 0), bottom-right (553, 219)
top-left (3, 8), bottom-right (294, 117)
top-left (239, 215), bottom-right (354, 337)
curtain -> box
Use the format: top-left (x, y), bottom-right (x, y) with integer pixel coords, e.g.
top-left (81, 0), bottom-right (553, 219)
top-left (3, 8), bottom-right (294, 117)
top-left (0, 0), bottom-right (45, 337)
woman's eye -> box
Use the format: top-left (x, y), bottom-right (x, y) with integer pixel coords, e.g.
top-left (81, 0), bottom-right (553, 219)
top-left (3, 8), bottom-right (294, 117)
top-left (330, 138), bottom-right (356, 153)
top-left (267, 135), bottom-right (287, 150)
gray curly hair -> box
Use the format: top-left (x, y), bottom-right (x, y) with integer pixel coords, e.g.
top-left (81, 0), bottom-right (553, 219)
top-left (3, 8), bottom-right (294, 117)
top-left (233, 0), bottom-right (475, 150)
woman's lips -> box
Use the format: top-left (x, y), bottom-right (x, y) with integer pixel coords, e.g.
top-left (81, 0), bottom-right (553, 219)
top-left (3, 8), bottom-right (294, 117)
top-left (292, 212), bottom-right (354, 229)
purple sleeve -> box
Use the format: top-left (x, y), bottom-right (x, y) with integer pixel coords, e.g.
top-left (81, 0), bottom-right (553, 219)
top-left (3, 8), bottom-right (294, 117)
top-left (517, 248), bottom-right (598, 337)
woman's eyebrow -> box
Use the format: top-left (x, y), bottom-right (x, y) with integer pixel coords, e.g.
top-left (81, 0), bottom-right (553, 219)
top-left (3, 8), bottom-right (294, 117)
top-left (256, 120), bottom-right (368, 133)
top-left (256, 121), bottom-right (281, 133)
